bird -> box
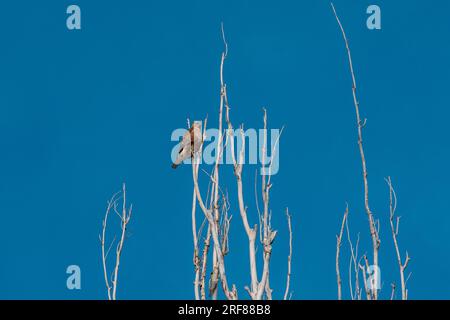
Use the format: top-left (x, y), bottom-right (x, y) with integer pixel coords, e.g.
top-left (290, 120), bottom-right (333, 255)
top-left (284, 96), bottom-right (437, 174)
top-left (172, 121), bottom-right (203, 169)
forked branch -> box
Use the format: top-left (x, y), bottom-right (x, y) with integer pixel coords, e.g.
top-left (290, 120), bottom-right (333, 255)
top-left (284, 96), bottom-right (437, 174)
top-left (385, 176), bottom-right (411, 300)
top-left (100, 183), bottom-right (132, 300)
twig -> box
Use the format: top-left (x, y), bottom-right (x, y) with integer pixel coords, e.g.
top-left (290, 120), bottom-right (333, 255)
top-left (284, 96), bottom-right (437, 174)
top-left (390, 283), bottom-right (396, 300)
top-left (385, 176), bottom-right (411, 300)
top-left (283, 208), bottom-right (293, 300)
top-left (345, 218), bottom-right (360, 300)
top-left (111, 183), bottom-right (132, 300)
top-left (254, 169), bottom-right (262, 232)
top-left (336, 205), bottom-right (349, 300)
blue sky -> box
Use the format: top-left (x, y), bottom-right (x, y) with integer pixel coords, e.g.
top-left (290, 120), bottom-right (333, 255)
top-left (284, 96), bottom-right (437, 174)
top-left (0, 0), bottom-right (449, 299)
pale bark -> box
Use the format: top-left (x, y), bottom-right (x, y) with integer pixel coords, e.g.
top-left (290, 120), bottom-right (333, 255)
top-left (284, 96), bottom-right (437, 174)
top-left (283, 208), bottom-right (293, 300)
top-left (188, 24), bottom-right (290, 301)
top-left (100, 184), bottom-right (132, 300)
top-left (336, 205), bottom-right (348, 300)
top-left (331, 3), bottom-right (380, 299)
top-left (386, 177), bottom-right (411, 300)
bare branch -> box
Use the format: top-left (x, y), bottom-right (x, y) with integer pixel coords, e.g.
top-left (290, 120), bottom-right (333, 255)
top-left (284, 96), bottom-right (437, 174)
top-left (208, 21), bottom-right (229, 300)
top-left (101, 197), bottom-right (115, 300)
top-left (200, 225), bottom-right (212, 300)
top-left (254, 169), bottom-right (262, 225)
top-left (192, 116), bottom-right (212, 300)
top-left (359, 255), bottom-right (371, 300)
top-left (385, 176), bottom-right (411, 300)
top-left (345, 217), bottom-right (360, 300)
top-left (331, 3), bottom-right (380, 299)
top-left (283, 208), bottom-right (293, 300)
top-left (390, 283), bottom-right (396, 300)
top-left (192, 179), bottom-right (201, 300)
top-left (222, 52), bottom-right (260, 299)
top-left (105, 235), bottom-right (117, 260)
top-left (336, 205), bottom-right (349, 300)
top-left (256, 108), bottom-right (277, 301)
top-left (192, 158), bottom-right (236, 300)
top-left (111, 183), bottom-right (132, 300)
top-left (100, 185), bottom-right (132, 300)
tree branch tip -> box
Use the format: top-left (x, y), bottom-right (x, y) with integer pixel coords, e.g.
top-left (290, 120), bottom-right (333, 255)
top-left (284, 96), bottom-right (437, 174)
top-left (220, 22), bottom-right (228, 57)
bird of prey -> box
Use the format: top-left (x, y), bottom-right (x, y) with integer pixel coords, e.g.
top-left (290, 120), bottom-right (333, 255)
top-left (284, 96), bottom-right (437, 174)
top-left (172, 121), bottom-right (203, 169)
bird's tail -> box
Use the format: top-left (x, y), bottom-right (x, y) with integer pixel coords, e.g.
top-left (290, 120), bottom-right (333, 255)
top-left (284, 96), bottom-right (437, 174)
top-left (171, 162), bottom-right (179, 169)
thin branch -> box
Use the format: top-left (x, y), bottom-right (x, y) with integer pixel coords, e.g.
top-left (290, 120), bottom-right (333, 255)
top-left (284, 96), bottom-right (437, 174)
top-left (192, 152), bottom-right (236, 300)
top-left (256, 108), bottom-right (277, 301)
top-left (101, 197), bottom-right (115, 300)
top-left (265, 278), bottom-right (273, 300)
top-left (111, 183), bottom-right (132, 300)
top-left (390, 283), bottom-right (396, 300)
top-left (225, 94), bottom-right (259, 299)
top-left (336, 205), bottom-right (349, 300)
top-left (100, 185), bottom-right (131, 301)
top-left (208, 21), bottom-right (228, 300)
top-left (346, 218), bottom-right (360, 300)
top-left (266, 125), bottom-right (285, 187)
top-left (385, 176), bottom-right (411, 300)
top-left (192, 178), bottom-right (200, 300)
top-left (359, 256), bottom-right (371, 300)
top-left (331, 2), bottom-right (380, 299)
top-left (105, 235), bottom-right (117, 260)
top-left (283, 208), bottom-right (293, 300)
top-left (254, 169), bottom-right (262, 231)
top-left (192, 116), bottom-right (209, 300)
top-left (363, 255), bottom-right (373, 300)
top-left (200, 225), bottom-right (212, 300)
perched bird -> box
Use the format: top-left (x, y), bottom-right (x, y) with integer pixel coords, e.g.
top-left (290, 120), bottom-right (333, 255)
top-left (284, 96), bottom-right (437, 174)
top-left (172, 121), bottom-right (203, 169)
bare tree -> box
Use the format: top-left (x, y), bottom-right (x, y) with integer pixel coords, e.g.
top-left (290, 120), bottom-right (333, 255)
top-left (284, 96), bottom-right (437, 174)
top-left (100, 183), bottom-right (132, 300)
top-left (331, 3), bottom-right (411, 300)
top-left (386, 177), bottom-right (411, 300)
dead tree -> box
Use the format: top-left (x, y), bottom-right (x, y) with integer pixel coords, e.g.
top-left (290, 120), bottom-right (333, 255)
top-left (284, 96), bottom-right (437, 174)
top-left (100, 183), bottom-right (133, 300)
top-left (188, 25), bottom-right (293, 300)
top-left (331, 3), bottom-right (410, 300)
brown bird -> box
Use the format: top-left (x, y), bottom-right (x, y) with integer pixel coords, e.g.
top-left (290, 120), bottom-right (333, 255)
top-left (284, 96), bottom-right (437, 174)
top-left (172, 121), bottom-right (203, 169)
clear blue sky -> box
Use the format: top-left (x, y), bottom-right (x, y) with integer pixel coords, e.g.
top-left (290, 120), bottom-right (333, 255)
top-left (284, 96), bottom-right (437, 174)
top-left (0, 0), bottom-right (449, 299)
